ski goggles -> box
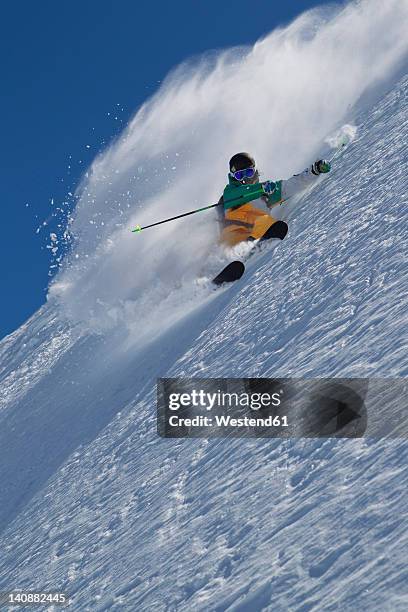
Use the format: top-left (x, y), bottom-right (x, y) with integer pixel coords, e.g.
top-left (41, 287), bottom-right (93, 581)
top-left (230, 167), bottom-right (256, 181)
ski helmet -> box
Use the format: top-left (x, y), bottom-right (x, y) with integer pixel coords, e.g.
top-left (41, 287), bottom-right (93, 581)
top-left (229, 152), bottom-right (256, 173)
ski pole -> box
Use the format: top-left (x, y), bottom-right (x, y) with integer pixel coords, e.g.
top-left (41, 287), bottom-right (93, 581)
top-left (131, 201), bottom-right (221, 233)
top-left (131, 183), bottom-right (264, 233)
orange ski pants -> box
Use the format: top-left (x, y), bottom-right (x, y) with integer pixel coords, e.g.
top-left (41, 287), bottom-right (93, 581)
top-left (221, 203), bottom-right (277, 247)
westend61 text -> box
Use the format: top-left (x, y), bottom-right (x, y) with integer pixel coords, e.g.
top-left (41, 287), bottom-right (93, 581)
top-left (169, 415), bottom-right (288, 427)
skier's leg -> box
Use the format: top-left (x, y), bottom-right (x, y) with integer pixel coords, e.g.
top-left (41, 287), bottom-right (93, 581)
top-left (222, 205), bottom-right (285, 246)
top-left (222, 204), bottom-right (261, 246)
top-left (221, 225), bottom-right (253, 246)
top-left (246, 209), bottom-right (276, 241)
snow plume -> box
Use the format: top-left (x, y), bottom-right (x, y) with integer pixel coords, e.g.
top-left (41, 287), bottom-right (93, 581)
top-left (49, 0), bottom-right (408, 337)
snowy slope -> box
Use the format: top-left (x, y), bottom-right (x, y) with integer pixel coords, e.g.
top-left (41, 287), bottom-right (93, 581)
top-left (0, 73), bottom-right (407, 612)
top-left (1, 3), bottom-right (408, 611)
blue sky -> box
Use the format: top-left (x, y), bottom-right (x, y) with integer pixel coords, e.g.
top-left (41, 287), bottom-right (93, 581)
top-left (1, 0), bottom-right (327, 338)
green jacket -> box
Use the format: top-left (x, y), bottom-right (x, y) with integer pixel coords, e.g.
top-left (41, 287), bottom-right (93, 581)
top-left (222, 175), bottom-right (283, 210)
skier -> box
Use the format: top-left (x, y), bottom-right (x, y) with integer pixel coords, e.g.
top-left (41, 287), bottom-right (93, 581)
top-left (219, 152), bottom-right (331, 246)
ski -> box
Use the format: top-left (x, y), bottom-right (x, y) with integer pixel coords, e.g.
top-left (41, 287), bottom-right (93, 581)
top-left (259, 220), bottom-right (288, 241)
top-left (212, 261), bottom-right (245, 286)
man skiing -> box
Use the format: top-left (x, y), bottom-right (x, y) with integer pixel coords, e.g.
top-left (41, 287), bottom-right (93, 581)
top-left (219, 152), bottom-right (331, 246)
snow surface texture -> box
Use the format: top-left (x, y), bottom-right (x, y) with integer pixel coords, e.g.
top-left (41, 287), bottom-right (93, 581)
top-left (1, 1), bottom-right (408, 610)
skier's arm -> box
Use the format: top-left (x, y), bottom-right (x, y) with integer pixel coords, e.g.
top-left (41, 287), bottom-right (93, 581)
top-left (262, 160), bottom-right (331, 208)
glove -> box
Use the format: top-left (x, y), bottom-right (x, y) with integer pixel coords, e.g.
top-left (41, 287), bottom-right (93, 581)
top-left (262, 180), bottom-right (276, 194)
top-left (312, 159), bottom-right (331, 175)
